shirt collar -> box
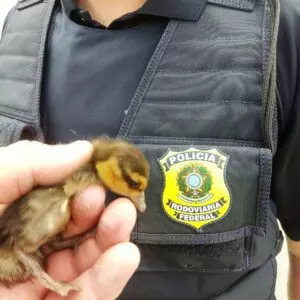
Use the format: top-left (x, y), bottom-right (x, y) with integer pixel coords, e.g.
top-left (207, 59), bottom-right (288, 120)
top-left (62, 0), bottom-right (207, 22)
top-left (139, 0), bottom-right (208, 21)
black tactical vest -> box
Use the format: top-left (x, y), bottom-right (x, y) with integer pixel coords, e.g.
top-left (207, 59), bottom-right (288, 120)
top-left (0, 0), bottom-right (284, 299)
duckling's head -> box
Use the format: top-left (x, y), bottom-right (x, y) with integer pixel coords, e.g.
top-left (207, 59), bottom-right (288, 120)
top-left (91, 137), bottom-right (150, 212)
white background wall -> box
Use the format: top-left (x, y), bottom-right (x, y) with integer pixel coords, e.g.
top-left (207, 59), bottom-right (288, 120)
top-left (0, 1), bottom-right (290, 299)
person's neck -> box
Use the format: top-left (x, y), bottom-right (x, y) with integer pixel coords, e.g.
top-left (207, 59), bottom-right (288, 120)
top-left (77, 0), bottom-right (148, 27)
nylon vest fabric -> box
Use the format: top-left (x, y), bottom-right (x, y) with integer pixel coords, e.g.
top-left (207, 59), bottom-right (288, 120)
top-left (0, 0), bottom-right (283, 298)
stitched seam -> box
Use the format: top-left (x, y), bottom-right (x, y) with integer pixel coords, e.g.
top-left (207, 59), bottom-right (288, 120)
top-left (209, 0), bottom-right (255, 9)
top-left (134, 226), bottom-right (263, 244)
top-left (23, 3), bottom-right (45, 122)
top-left (269, 258), bottom-right (276, 300)
top-left (262, 1), bottom-right (270, 79)
top-left (169, 38), bottom-right (260, 45)
top-left (0, 54), bottom-right (37, 59)
top-left (117, 21), bottom-right (178, 137)
top-left (137, 266), bottom-right (246, 273)
top-left (1, 7), bottom-right (17, 36)
top-left (144, 100), bottom-right (262, 105)
top-left (0, 30), bottom-right (44, 35)
top-left (257, 150), bottom-right (265, 229)
top-left (0, 6), bottom-right (17, 36)
top-left (243, 236), bottom-right (250, 269)
top-left (129, 138), bottom-right (263, 147)
top-left (123, 22), bottom-right (178, 136)
top-left (258, 149), bottom-right (272, 231)
top-left (249, 235), bottom-right (253, 269)
top-left (127, 136), bottom-right (262, 147)
top-left (17, 0), bottom-right (45, 10)
top-left (158, 69), bottom-right (261, 74)
top-left (193, 0), bottom-right (207, 19)
top-left (0, 107), bottom-right (34, 123)
top-left (6, 123), bottom-right (15, 144)
top-left (33, 0), bottom-right (56, 125)
top-left (0, 78), bottom-right (34, 84)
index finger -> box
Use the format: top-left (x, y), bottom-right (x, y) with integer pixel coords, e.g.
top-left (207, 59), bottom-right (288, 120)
top-left (0, 140), bottom-right (93, 204)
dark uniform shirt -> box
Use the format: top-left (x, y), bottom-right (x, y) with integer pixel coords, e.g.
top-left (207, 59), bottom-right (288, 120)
top-left (40, 0), bottom-right (300, 241)
top-left (272, 0), bottom-right (300, 240)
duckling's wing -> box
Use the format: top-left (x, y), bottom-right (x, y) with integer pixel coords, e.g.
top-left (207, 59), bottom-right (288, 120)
top-left (0, 188), bottom-right (71, 252)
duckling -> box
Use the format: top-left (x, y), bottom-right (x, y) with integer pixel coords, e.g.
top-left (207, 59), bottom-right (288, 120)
top-left (0, 137), bottom-right (150, 296)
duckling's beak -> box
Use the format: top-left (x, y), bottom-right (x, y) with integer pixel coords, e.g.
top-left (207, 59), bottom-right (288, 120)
top-left (131, 192), bottom-right (146, 213)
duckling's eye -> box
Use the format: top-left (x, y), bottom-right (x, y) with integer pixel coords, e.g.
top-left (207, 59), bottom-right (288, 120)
top-left (128, 179), bottom-right (140, 189)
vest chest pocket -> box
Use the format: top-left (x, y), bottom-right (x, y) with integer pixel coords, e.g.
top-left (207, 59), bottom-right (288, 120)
top-left (127, 136), bottom-right (272, 272)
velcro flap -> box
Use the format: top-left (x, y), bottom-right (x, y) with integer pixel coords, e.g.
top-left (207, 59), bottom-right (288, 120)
top-left (127, 137), bottom-right (272, 272)
top-left (129, 137), bottom-right (271, 245)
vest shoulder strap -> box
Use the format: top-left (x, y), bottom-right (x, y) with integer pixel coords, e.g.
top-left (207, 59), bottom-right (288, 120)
top-left (0, 0), bottom-right (56, 145)
top-left (262, 0), bottom-right (280, 153)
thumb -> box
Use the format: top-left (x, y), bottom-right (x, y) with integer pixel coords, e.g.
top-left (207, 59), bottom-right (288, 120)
top-left (0, 140), bottom-right (93, 204)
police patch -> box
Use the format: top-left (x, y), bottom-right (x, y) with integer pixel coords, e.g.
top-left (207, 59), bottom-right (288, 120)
top-left (158, 147), bottom-right (231, 231)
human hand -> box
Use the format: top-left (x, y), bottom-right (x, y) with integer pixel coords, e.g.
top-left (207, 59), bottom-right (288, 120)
top-left (0, 140), bottom-right (140, 300)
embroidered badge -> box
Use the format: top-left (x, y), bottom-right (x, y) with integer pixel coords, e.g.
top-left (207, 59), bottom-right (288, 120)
top-left (158, 147), bottom-right (231, 231)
